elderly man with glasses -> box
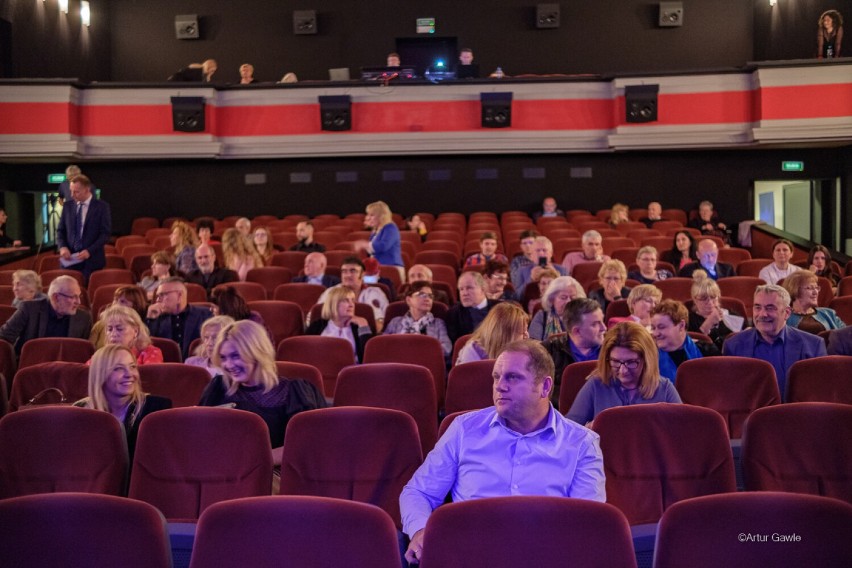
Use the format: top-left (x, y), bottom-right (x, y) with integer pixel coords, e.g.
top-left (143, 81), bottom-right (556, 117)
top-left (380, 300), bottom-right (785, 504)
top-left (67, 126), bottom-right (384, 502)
top-left (146, 277), bottom-right (213, 359)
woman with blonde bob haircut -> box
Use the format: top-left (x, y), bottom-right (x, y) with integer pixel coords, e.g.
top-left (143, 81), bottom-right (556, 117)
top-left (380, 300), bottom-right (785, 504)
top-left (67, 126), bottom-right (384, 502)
top-left (456, 302), bottom-right (530, 365)
top-left (91, 304), bottom-right (163, 365)
top-left (199, 320), bottom-right (326, 461)
top-left (687, 271), bottom-right (744, 351)
top-left (566, 322), bottom-right (681, 427)
top-left (75, 344), bottom-right (172, 458)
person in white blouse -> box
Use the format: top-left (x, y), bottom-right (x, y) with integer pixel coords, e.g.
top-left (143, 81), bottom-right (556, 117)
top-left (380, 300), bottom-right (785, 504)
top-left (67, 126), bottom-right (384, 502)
top-left (758, 239), bottom-right (801, 285)
top-left (305, 285), bottom-right (373, 362)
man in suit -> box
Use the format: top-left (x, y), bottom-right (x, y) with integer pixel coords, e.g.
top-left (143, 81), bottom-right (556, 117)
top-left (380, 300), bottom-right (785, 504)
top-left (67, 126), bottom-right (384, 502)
top-left (679, 239), bottom-right (735, 280)
top-left (723, 284), bottom-right (826, 396)
top-left (445, 271), bottom-right (498, 344)
top-left (291, 252), bottom-right (339, 288)
top-left (827, 326), bottom-right (852, 356)
top-left (55, 174), bottom-right (111, 283)
top-left (0, 275), bottom-right (92, 354)
top-left (146, 277), bottom-right (213, 359)
top-left (184, 244), bottom-right (239, 300)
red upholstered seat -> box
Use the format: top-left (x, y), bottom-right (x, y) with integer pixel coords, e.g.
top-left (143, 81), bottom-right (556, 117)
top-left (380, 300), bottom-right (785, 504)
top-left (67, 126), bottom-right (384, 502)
top-left (149, 337), bottom-right (182, 362)
top-left (362, 334), bottom-right (447, 407)
top-left (245, 266), bottom-right (293, 297)
top-left (276, 336), bottom-right (355, 395)
top-left (138, 363), bottom-right (211, 407)
top-left (558, 360), bottom-right (597, 414)
top-left (274, 361), bottom-right (325, 397)
top-left (445, 359), bottom-right (496, 414)
top-left (247, 300), bottom-right (304, 346)
top-left (272, 283), bottom-right (325, 317)
top-left (9, 361), bottom-right (89, 411)
top-left (653, 277), bottom-right (694, 302)
top-left (786, 356), bottom-right (852, 404)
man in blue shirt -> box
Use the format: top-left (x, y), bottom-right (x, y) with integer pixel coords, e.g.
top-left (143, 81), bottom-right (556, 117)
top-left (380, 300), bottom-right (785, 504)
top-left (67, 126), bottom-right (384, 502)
top-left (723, 284), bottom-right (826, 396)
top-left (400, 340), bottom-right (605, 564)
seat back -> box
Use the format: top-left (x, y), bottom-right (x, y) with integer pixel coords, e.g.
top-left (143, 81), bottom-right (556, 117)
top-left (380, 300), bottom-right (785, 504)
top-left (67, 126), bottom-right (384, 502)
top-left (245, 267), bottom-right (293, 297)
top-left (129, 407), bottom-right (273, 521)
top-left (654, 492), bottom-right (852, 568)
top-left (276, 336), bottom-right (355, 395)
top-left (0, 407), bottom-right (128, 498)
top-left (213, 281), bottom-right (267, 302)
top-left (786, 356), bottom-right (852, 403)
top-left (9, 361), bottom-right (90, 411)
top-left (558, 360), bottom-right (597, 414)
top-left (592, 403), bottom-right (736, 525)
top-left (138, 363), bottom-right (211, 407)
top-left (675, 357), bottom-right (780, 438)
top-left (188, 495), bottom-right (401, 568)
top-left (445, 359), bottom-right (496, 414)
top-left (0, 493), bottom-right (171, 568)
top-left (335, 363), bottom-right (438, 454)
top-left (272, 283), bottom-right (325, 316)
top-left (275, 361), bottom-right (324, 397)
top-left (653, 277), bottom-right (694, 302)
top-left (716, 276), bottom-right (766, 313)
top-left (18, 337), bottom-right (95, 370)
top-left (279, 407), bottom-right (422, 528)
top-left (362, 334), bottom-right (447, 406)
top-left (741, 402), bottom-right (852, 503)
top-left (270, 251), bottom-right (308, 274)
top-left (149, 337), bottom-right (182, 363)
top-left (247, 300), bottom-right (304, 346)
top-left (419, 496), bottom-right (637, 568)
top-left (87, 269), bottom-right (135, 296)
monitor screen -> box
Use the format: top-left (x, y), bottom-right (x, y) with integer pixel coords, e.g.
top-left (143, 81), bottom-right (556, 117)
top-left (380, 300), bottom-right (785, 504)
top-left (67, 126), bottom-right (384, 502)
top-left (395, 36), bottom-right (458, 77)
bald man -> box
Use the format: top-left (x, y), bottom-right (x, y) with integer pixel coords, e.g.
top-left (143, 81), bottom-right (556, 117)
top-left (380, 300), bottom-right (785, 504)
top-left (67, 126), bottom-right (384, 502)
top-left (292, 252), bottom-right (340, 288)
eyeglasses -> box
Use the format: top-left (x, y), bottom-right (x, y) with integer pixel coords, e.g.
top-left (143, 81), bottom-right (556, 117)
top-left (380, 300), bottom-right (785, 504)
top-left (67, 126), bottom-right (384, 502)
top-left (56, 292), bottom-right (81, 302)
top-left (694, 296), bottom-right (718, 303)
top-left (413, 292), bottom-right (434, 299)
top-left (156, 290), bottom-right (181, 300)
top-left (802, 285), bottom-right (821, 292)
top-left (609, 358), bottom-right (642, 370)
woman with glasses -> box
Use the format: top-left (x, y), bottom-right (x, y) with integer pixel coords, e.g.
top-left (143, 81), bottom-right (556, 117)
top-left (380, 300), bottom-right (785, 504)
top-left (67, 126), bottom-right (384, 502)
top-left (687, 272), bottom-right (745, 351)
top-left (383, 281), bottom-right (451, 358)
top-left (528, 276), bottom-right (585, 341)
top-left (607, 284), bottom-right (662, 330)
top-left (783, 270), bottom-right (846, 334)
top-left (566, 322), bottom-right (681, 427)
top-left (588, 259), bottom-right (631, 315)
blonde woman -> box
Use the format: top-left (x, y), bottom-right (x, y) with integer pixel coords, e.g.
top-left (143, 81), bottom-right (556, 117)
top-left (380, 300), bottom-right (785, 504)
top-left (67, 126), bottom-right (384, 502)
top-left (91, 304), bottom-right (163, 365)
top-left (607, 284), bottom-right (662, 329)
top-left (185, 315), bottom-right (235, 377)
top-left (198, 320), bottom-right (327, 463)
top-left (609, 203), bottom-right (630, 227)
top-left (75, 344), bottom-right (172, 458)
top-left (11, 270), bottom-right (45, 308)
top-left (589, 259), bottom-right (631, 314)
top-left (528, 276), bottom-right (586, 341)
top-left (305, 285), bottom-right (373, 363)
top-left (356, 200), bottom-right (404, 280)
top-left (456, 302), bottom-right (530, 365)
top-left (222, 227), bottom-right (264, 281)
top-left (170, 220), bottom-right (199, 276)
top-left (252, 226), bottom-right (275, 264)
top-left (566, 322), bottom-right (681, 427)
top-left (687, 271), bottom-right (744, 351)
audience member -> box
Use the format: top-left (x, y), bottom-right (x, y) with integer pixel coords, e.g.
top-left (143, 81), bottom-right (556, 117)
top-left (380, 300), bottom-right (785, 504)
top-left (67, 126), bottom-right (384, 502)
top-left (531, 196), bottom-right (564, 221)
top-left (662, 230), bottom-right (698, 272)
top-left (0, 275), bottom-right (92, 354)
top-left (383, 281), bottom-right (451, 359)
top-left (211, 286), bottom-right (266, 329)
top-left (290, 221), bottom-right (326, 253)
top-left (92, 305), bottom-right (163, 365)
top-left (483, 259), bottom-right (513, 301)
top-left (195, 217), bottom-right (218, 245)
top-left (528, 276), bottom-right (585, 341)
top-left (827, 326), bottom-right (852, 356)
top-left (783, 270), bottom-right (846, 334)
top-left (387, 53), bottom-right (401, 67)
top-left (169, 221), bottom-right (199, 276)
top-left (239, 63), bottom-right (255, 84)
top-left (455, 47), bottom-right (479, 78)
top-left (678, 239), bottom-right (735, 280)
top-left (252, 226), bottom-right (275, 264)
top-left (146, 277), bottom-right (213, 359)
top-left (292, 252), bottom-right (340, 287)
top-left (567, 322), bottom-right (681, 427)
top-left (561, 230), bottom-right (610, 275)
top-left (317, 256), bottom-right (389, 331)
top-left (222, 227), bottom-right (264, 281)
top-left (184, 244), bottom-right (239, 300)
top-left (526, 267), bottom-right (559, 315)
top-left (759, 238), bottom-right (801, 285)
top-left (808, 244), bottom-right (840, 287)
top-left (515, 236), bottom-right (567, 299)
top-left (0, 208), bottom-right (22, 247)
top-left (509, 229), bottom-right (540, 290)
top-left (74, 344), bottom-right (172, 460)
top-left (185, 315), bottom-right (235, 377)
top-left (400, 340), bottom-right (605, 564)
top-left (588, 259), bottom-right (631, 315)
top-left (401, 264), bottom-right (450, 305)
top-left (11, 270), bottom-right (45, 309)
top-left (464, 231), bottom-right (508, 268)
top-left (651, 299), bottom-right (718, 385)
top-left (542, 298), bottom-right (607, 402)
top-left (406, 214), bottom-right (428, 242)
top-left (688, 200), bottom-right (729, 241)
top-left (138, 251), bottom-right (177, 301)
top-left (445, 271), bottom-right (498, 343)
top-left (639, 201), bottom-right (665, 228)
top-left (306, 285), bottom-right (373, 363)
top-left (607, 284), bottom-right (661, 329)
top-left (56, 174), bottom-right (111, 281)
top-left (608, 203), bottom-right (630, 227)
top-left (687, 272), bottom-right (744, 351)
top-left (722, 284), bottom-right (826, 395)
top-left (90, 285), bottom-right (150, 347)
top-left (235, 217), bottom-right (251, 237)
top-left (456, 302), bottom-right (529, 365)
top-left (817, 9), bottom-right (844, 58)
top-left (199, 320), bottom-right (327, 464)
top-left (627, 246), bottom-right (672, 283)
top-left (168, 59), bottom-right (217, 82)
top-left (358, 200), bottom-right (404, 282)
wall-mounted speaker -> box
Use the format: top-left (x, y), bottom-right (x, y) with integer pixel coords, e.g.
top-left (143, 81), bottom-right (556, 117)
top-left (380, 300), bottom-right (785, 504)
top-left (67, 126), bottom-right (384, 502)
top-left (536, 4), bottom-right (560, 29)
top-left (294, 10), bottom-right (318, 35)
top-left (481, 92), bottom-right (513, 128)
top-left (171, 97), bottom-right (205, 132)
top-left (659, 2), bottom-right (683, 27)
top-left (319, 95), bottom-right (351, 131)
top-left (625, 85), bottom-right (659, 123)
top-left (174, 14), bottom-right (200, 40)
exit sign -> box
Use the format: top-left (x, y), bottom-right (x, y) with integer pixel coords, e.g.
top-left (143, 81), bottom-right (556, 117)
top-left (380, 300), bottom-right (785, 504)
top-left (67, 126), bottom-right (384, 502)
top-left (782, 161), bottom-right (804, 172)
top-left (416, 18), bottom-right (435, 34)
top-left (47, 173), bottom-right (66, 183)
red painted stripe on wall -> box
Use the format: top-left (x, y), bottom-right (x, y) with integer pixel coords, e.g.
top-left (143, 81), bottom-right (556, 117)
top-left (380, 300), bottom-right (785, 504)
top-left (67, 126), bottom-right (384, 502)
top-left (758, 83), bottom-right (852, 120)
top-left (0, 103), bottom-right (74, 134)
top-left (78, 105), bottom-right (214, 136)
top-left (616, 91), bottom-right (754, 126)
top-left (216, 104), bottom-right (319, 136)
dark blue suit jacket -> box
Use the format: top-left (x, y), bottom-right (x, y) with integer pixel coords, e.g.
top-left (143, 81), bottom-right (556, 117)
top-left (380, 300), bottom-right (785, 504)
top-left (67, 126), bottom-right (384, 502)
top-left (56, 197), bottom-right (112, 279)
top-left (292, 274), bottom-right (340, 288)
top-left (146, 305), bottom-right (213, 360)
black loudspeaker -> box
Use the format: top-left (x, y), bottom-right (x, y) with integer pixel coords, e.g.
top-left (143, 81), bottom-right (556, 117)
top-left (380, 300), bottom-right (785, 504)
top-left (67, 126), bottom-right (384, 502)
top-left (625, 85), bottom-right (659, 123)
top-left (536, 4), bottom-right (560, 29)
top-left (319, 95), bottom-right (351, 131)
top-left (481, 92), bottom-right (513, 128)
top-left (171, 97), bottom-right (205, 132)
top-left (294, 10), bottom-right (317, 35)
top-left (174, 14), bottom-right (199, 40)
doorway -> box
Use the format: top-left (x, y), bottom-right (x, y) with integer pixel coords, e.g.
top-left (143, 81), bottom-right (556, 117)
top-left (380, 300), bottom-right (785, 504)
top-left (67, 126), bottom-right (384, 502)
top-left (753, 178), bottom-right (841, 250)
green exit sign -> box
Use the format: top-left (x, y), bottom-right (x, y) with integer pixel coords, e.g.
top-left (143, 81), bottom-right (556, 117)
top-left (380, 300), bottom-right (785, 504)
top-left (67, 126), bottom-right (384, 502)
top-left (782, 161), bottom-right (804, 172)
top-left (47, 173), bottom-right (66, 183)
